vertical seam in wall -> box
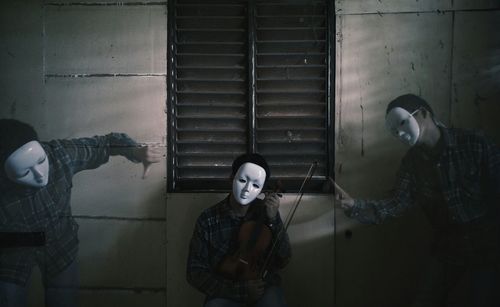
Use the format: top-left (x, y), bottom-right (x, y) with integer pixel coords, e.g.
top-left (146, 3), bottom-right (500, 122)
top-left (42, 0), bottom-right (46, 118)
top-left (336, 16), bottom-right (343, 149)
top-left (448, 10), bottom-right (456, 126)
top-left (334, 12), bottom-right (342, 307)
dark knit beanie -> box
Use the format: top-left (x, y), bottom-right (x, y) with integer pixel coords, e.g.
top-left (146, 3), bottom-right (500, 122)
top-left (386, 94), bottom-right (434, 117)
top-left (231, 153), bottom-right (270, 180)
top-left (0, 119), bottom-right (39, 166)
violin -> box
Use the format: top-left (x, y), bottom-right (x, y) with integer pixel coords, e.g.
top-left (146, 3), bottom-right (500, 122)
top-left (217, 183), bottom-right (283, 281)
top-left (217, 162), bottom-right (317, 282)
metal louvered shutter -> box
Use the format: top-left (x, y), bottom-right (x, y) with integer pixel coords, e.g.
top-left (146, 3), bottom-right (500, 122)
top-left (255, 0), bottom-right (331, 190)
top-left (168, 0), bottom-right (334, 192)
top-left (168, 0), bottom-right (249, 191)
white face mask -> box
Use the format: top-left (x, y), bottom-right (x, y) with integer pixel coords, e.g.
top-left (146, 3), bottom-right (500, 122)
top-left (4, 141), bottom-right (50, 188)
top-left (232, 162), bottom-right (266, 206)
top-left (385, 107), bottom-right (421, 146)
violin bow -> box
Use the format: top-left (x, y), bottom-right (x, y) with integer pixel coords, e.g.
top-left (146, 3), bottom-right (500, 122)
top-left (259, 161), bottom-right (318, 278)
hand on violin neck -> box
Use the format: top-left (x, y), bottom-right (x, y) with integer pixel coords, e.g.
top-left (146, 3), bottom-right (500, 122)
top-left (264, 192), bottom-right (280, 219)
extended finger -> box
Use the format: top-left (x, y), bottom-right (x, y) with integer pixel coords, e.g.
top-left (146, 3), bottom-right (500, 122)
top-left (340, 201), bottom-right (347, 209)
top-left (142, 163), bottom-right (152, 179)
top-left (330, 179), bottom-right (351, 199)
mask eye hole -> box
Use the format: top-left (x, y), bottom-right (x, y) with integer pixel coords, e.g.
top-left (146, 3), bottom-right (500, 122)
top-left (38, 156), bottom-right (46, 164)
top-left (400, 119), bottom-right (406, 126)
top-left (252, 184), bottom-right (260, 189)
top-left (238, 178), bottom-right (246, 183)
top-left (18, 170), bottom-right (30, 178)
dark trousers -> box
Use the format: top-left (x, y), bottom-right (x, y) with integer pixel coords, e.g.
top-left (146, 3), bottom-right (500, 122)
top-left (412, 256), bottom-right (500, 307)
top-left (0, 258), bottom-right (79, 307)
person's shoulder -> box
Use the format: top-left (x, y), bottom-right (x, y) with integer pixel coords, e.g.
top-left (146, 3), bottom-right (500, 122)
top-left (200, 203), bottom-right (218, 217)
top-left (42, 140), bottom-right (66, 159)
top-left (43, 138), bottom-right (81, 152)
top-left (39, 140), bottom-right (75, 179)
top-left (196, 198), bottom-right (227, 223)
top-left (448, 127), bottom-right (489, 144)
top-left (43, 139), bottom-right (63, 149)
top-left (43, 138), bottom-right (86, 156)
top-left (44, 136), bottom-right (104, 154)
top-left (448, 127), bottom-right (484, 137)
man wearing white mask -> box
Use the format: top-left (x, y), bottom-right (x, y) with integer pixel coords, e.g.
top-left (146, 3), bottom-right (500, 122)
top-left (335, 94), bottom-right (500, 306)
top-left (187, 153), bottom-right (291, 307)
top-left (0, 119), bottom-right (161, 307)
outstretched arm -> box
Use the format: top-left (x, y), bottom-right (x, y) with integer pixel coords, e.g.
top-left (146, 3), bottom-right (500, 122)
top-left (331, 161), bottom-right (416, 224)
top-left (55, 133), bottom-right (161, 178)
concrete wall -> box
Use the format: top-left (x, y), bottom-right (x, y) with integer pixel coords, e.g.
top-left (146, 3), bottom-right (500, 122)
top-left (1, 0), bottom-right (499, 306)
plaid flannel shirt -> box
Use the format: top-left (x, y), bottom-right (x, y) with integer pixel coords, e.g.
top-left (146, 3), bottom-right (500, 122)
top-left (347, 128), bottom-right (500, 260)
top-left (187, 196), bottom-right (291, 302)
top-left (0, 133), bottom-right (139, 285)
